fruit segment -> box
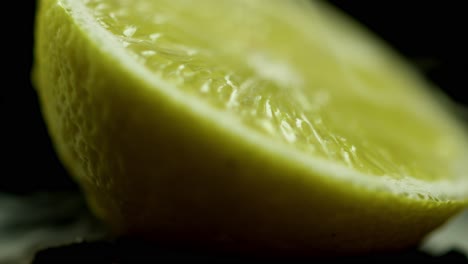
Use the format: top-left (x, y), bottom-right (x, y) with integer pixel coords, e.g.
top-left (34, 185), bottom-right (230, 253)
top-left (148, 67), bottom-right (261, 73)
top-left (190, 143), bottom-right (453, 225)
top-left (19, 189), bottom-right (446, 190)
top-left (84, 0), bottom-right (467, 184)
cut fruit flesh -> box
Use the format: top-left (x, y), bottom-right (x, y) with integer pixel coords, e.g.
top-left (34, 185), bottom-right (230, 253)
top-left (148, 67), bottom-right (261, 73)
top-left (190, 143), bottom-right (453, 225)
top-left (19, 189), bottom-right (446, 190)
top-left (81, 0), bottom-right (468, 197)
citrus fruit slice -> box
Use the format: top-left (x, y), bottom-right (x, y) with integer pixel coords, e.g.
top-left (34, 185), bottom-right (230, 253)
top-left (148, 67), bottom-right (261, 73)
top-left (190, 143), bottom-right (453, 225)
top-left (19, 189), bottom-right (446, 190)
top-left (33, 0), bottom-right (468, 255)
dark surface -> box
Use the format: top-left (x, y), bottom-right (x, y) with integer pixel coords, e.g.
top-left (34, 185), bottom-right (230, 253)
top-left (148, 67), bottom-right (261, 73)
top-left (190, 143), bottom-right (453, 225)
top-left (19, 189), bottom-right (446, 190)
top-left (1, 1), bottom-right (467, 263)
top-left (33, 240), bottom-right (468, 263)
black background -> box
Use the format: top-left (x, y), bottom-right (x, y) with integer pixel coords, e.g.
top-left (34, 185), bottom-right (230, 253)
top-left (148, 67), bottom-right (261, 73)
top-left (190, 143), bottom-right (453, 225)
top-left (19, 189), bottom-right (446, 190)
top-left (1, 1), bottom-right (467, 193)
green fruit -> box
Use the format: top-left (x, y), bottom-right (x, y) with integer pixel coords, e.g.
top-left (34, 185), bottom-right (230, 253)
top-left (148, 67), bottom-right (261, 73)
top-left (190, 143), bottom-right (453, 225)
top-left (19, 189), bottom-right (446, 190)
top-left (33, 0), bottom-right (468, 255)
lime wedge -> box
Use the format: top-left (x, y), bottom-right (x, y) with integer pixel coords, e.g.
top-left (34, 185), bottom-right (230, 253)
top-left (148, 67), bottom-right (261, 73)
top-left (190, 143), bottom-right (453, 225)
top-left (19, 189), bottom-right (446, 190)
top-left (33, 0), bottom-right (468, 254)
